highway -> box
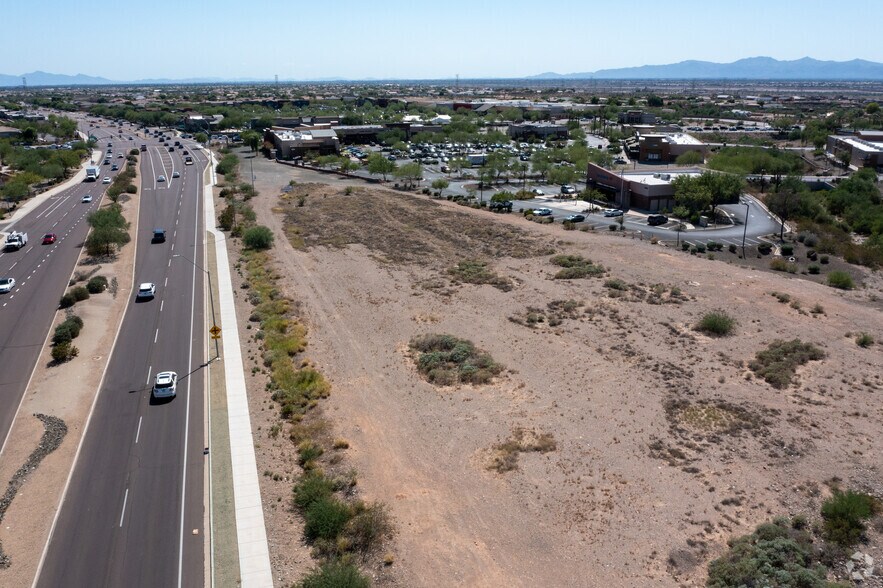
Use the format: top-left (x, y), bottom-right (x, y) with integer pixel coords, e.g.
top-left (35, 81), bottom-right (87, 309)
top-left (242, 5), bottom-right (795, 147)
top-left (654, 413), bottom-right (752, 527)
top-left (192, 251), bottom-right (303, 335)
top-left (0, 125), bottom-right (132, 455)
top-left (36, 119), bottom-right (209, 588)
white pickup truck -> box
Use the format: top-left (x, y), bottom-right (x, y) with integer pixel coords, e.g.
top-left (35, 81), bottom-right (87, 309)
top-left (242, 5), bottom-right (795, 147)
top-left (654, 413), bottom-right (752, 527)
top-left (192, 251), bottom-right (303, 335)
top-left (4, 231), bottom-right (28, 251)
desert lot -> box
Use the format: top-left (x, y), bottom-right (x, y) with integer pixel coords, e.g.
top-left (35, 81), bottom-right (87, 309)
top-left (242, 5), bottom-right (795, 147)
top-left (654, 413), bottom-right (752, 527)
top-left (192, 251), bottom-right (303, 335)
top-left (242, 159), bottom-right (882, 587)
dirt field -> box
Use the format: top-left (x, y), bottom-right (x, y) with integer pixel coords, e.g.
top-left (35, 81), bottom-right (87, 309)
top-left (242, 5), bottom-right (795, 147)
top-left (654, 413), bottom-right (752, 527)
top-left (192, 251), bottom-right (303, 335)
top-left (243, 154), bottom-right (883, 587)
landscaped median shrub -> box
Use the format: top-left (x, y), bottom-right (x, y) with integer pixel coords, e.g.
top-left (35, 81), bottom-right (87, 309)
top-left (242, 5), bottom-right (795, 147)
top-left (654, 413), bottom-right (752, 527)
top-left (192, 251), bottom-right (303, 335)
top-left (86, 276), bottom-right (108, 294)
top-left (51, 315), bottom-right (83, 363)
top-left (748, 339), bottom-right (825, 389)
top-left (70, 286), bottom-right (90, 302)
top-left (550, 254), bottom-right (605, 279)
top-left (695, 310), bottom-right (737, 336)
top-left (409, 333), bottom-right (503, 386)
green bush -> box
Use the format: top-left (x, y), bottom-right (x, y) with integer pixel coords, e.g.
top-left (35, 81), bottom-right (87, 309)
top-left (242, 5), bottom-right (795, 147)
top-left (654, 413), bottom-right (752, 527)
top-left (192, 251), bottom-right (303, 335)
top-left (821, 490), bottom-right (879, 546)
top-left (126, 184), bottom-right (137, 194)
top-left (409, 334), bottom-right (503, 386)
top-left (52, 315), bottom-right (84, 346)
top-left (299, 560), bottom-right (370, 588)
top-left (770, 258), bottom-right (797, 273)
top-left (59, 292), bottom-right (76, 309)
top-left (780, 244), bottom-right (794, 256)
top-left (855, 333), bottom-right (874, 348)
top-left (243, 225), bottom-right (274, 250)
top-left (820, 255), bottom-right (829, 264)
top-left (297, 441), bottom-right (324, 467)
top-left (808, 265), bottom-right (820, 275)
top-left (681, 241), bottom-right (690, 251)
top-left (293, 471), bottom-right (335, 511)
top-left (758, 242), bottom-right (773, 254)
top-left (70, 286), bottom-right (90, 301)
top-left (304, 496), bottom-right (353, 541)
top-left (827, 271), bottom-right (855, 290)
top-left (604, 278), bottom-right (628, 291)
top-left (749, 339), bottom-right (825, 389)
top-left (550, 255), bottom-right (605, 279)
top-left (696, 310), bottom-right (737, 336)
top-left (707, 518), bottom-right (830, 588)
top-left (86, 276), bottom-right (108, 294)
top-left (345, 502), bottom-right (393, 553)
top-left (51, 342), bottom-right (79, 363)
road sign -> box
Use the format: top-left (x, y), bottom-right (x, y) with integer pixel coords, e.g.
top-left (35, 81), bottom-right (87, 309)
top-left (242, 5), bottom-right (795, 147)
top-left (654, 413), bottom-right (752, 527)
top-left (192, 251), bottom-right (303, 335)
top-left (209, 325), bottom-right (221, 339)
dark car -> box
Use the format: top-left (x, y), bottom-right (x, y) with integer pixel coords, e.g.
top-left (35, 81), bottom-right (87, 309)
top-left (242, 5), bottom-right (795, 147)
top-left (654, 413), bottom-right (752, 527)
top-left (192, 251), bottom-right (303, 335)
top-left (564, 214), bottom-right (586, 223)
top-left (168, 146), bottom-right (174, 152)
top-left (647, 214), bottom-right (669, 226)
top-left (152, 229), bottom-right (166, 243)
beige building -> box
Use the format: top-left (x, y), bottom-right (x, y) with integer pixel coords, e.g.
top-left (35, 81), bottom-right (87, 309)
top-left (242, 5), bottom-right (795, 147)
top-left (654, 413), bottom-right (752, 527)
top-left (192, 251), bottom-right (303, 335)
top-left (265, 127), bottom-right (340, 159)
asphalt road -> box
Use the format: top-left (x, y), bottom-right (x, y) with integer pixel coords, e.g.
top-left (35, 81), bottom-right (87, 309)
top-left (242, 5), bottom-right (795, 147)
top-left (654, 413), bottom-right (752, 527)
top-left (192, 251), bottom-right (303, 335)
top-left (0, 131), bottom-right (132, 455)
top-left (36, 120), bottom-right (208, 588)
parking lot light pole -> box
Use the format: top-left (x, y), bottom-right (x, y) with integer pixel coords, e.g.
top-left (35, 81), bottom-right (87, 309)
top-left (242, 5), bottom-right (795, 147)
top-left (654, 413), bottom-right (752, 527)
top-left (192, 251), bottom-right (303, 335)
top-left (740, 199), bottom-right (750, 259)
top-left (172, 254), bottom-right (220, 362)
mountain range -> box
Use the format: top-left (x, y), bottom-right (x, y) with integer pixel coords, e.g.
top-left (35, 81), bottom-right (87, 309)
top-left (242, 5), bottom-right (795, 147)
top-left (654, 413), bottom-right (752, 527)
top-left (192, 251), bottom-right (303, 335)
top-left (2, 57), bottom-right (883, 87)
top-left (529, 57), bottom-right (883, 80)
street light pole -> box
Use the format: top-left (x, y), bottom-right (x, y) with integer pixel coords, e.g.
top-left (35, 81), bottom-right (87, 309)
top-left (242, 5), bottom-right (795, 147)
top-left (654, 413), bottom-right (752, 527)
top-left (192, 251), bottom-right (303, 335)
top-left (172, 254), bottom-right (220, 362)
top-left (741, 199), bottom-right (750, 259)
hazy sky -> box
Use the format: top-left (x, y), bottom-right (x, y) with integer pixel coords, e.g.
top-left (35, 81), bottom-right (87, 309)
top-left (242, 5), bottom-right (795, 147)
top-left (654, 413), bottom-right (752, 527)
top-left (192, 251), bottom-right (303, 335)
top-left (4, 0), bottom-right (882, 80)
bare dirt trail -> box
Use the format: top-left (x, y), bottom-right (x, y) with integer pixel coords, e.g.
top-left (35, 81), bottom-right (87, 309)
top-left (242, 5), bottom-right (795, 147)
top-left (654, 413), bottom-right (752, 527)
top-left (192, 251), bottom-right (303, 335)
top-left (244, 154), bottom-right (883, 587)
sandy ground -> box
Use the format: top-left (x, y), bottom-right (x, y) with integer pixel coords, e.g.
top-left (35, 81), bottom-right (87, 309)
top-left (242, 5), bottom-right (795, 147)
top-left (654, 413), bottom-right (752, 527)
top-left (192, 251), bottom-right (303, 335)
top-left (0, 168), bottom-right (139, 586)
top-left (239, 153), bottom-right (882, 587)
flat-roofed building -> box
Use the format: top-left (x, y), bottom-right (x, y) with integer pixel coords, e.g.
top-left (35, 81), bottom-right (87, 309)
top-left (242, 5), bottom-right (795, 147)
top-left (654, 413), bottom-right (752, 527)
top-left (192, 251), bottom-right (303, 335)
top-left (586, 163), bottom-right (703, 211)
top-left (826, 131), bottom-right (883, 170)
top-left (637, 132), bottom-right (706, 163)
top-left (265, 127), bottom-right (340, 158)
top-left (507, 122), bottom-right (568, 140)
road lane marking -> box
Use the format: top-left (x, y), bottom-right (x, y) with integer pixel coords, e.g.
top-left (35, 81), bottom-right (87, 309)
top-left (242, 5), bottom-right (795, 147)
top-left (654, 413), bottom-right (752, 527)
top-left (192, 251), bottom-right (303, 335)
top-left (135, 417), bottom-right (143, 444)
top-left (154, 329), bottom-right (159, 343)
top-left (146, 366), bottom-right (152, 385)
top-left (10, 262), bottom-right (16, 269)
top-left (160, 300), bottom-right (164, 312)
top-left (164, 277), bottom-right (168, 287)
top-left (119, 488), bottom-right (129, 527)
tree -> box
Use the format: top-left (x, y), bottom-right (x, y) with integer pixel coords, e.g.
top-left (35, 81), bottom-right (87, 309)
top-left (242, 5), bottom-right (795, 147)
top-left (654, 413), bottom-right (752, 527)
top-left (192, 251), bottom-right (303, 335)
top-left (195, 132), bottom-right (208, 144)
top-left (241, 130), bottom-right (261, 153)
top-left (675, 151), bottom-right (704, 165)
top-left (672, 175), bottom-right (712, 219)
top-left (86, 204), bottom-right (130, 256)
top-left (338, 158), bottom-right (359, 176)
top-left (766, 176), bottom-right (804, 241)
top-left (431, 178), bottom-right (449, 197)
top-left (366, 153), bottom-right (396, 181)
top-left (393, 162), bottom-right (422, 189)
top-left (20, 127), bottom-right (37, 144)
top-left (838, 150), bottom-right (852, 169)
top-left (700, 172), bottom-right (744, 221)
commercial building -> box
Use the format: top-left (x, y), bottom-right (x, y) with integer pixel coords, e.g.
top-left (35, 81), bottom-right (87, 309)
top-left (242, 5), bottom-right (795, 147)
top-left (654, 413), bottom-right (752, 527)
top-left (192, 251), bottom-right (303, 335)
top-left (618, 110), bottom-right (657, 125)
top-left (637, 132), bottom-right (706, 163)
top-left (0, 125), bottom-right (22, 138)
top-left (507, 122), bottom-right (568, 140)
top-left (826, 131), bottom-right (883, 170)
top-left (265, 127), bottom-right (340, 158)
top-left (585, 163), bottom-right (702, 211)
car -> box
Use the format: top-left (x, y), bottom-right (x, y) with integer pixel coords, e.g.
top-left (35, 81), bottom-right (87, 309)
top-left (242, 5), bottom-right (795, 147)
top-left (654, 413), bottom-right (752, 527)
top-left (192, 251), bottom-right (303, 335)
top-left (440, 164), bottom-right (450, 172)
top-left (168, 146), bottom-right (174, 152)
top-left (532, 207), bottom-right (553, 216)
top-left (0, 278), bottom-right (15, 293)
top-left (157, 175), bottom-right (166, 182)
top-left (42, 233), bottom-right (57, 245)
top-left (560, 184), bottom-right (577, 195)
top-left (117, 153), bottom-right (124, 158)
top-left (102, 177), bottom-right (111, 184)
top-left (111, 164), bottom-right (119, 171)
top-left (82, 194), bottom-right (93, 203)
top-left (531, 188), bottom-right (545, 196)
top-left (614, 158), bottom-right (627, 164)
top-left (182, 150), bottom-right (189, 155)
top-left (152, 229), bottom-right (166, 243)
top-left (564, 214), bottom-right (586, 223)
top-left (152, 371), bottom-right (178, 399)
top-left (172, 171), bottom-right (180, 178)
top-left (603, 209), bottom-right (624, 217)
top-left (647, 214), bottom-right (669, 226)
top-left (136, 282), bottom-right (156, 299)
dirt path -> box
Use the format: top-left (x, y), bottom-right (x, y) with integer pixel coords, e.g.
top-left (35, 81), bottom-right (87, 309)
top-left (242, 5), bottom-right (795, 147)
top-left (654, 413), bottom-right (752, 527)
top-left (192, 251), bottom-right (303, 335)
top-left (243, 153), bottom-right (883, 587)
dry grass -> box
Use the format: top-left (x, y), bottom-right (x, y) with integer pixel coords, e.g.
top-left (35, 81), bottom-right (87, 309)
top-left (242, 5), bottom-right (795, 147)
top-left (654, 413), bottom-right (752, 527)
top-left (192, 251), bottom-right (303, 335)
top-left (488, 428), bottom-right (557, 473)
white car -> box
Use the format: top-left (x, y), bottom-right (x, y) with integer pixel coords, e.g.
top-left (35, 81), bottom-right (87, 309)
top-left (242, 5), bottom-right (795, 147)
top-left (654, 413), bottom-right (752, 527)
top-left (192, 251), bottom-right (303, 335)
top-left (172, 171), bottom-right (180, 178)
top-left (603, 209), bottom-right (624, 217)
top-left (82, 194), bottom-right (93, 203)
top-left (0, 278), bottom-right (15, 293)
top-left (102, 177), bottom-right (111, 184)
top-left (531, 188), bottom-right (544, 196)
top-left (136, 282), bottom-right (156, 299)
top-left (157, 175), bottom-right (166, 182)
top-left (152, 371), bottom-right (178, 399)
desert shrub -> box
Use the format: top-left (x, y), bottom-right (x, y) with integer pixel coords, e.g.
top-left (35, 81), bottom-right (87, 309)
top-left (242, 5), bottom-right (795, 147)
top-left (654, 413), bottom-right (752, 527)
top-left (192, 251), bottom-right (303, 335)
top-left (855, 333), bottom-right (874, 348)
top-left (827, 271), bottom-right (854, 290)
top-left (821, 490), bottom-right (879, 547)
top-left (448, 260), bottom-right (511, 291)
top-left (304, 496), bottom-right (353, 541)
top-left (608, 224), bottom-right (617, 231)
top-left (707, 241), bottom-right (723, 251)
top-left (293, 471), bottom-right (335, 511)
top-left (696, 310), bottom-right (736, 336)
top-left (706, 518), bottom-right (830, 588)
top-left (51, 342), bottom-right (79, 363)
top-left (681, 241), bottom-right (690, 251)
top-left (728, 244), bottom-right (737, 253)
top-left (52, 315), bottom-right (84, 346)
top-left (748, 339), bottom-right (825, 389)
top-left (243, 225), bottom-right (274, 250)
top-left (59, 292), bottom-right (76, 309)
top-left (758, 242), bottom-right (772, 254)
top-left (344, 502), bottom-right (393, 553)
top-left (298, 560), bottom-right (370, 588)
top-left (780, 244), bottom-right (794, 256)
top-left (126, 184), bottom-right (137, 194)
top-left (298, 440), bottom-right (324, 467)
top-left (409, 334), bottom-right (503, 386)
top-left (604, 278), bottom-right (628, 291)
top-left (70, 286), bottom-right (90, 301)
top-left (808, 265), bottom-right (820, 274)
top-left (696, 243), bottom-right (707, 253)
top-left (550, 254), bottom-right (605, 279)
top-left (86, 276), bottom-right (108, 294)
top-left (770, 258), bottom-right (797, 273)
top-left (820, 255), bottom-right (829, 264)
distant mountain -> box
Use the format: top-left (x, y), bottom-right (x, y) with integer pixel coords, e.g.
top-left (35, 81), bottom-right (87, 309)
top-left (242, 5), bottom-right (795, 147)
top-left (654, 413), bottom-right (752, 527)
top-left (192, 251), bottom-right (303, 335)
top-left (528, 57), bottom-right (883, 80)
top-left (0, 70), bottom-right (114, 87)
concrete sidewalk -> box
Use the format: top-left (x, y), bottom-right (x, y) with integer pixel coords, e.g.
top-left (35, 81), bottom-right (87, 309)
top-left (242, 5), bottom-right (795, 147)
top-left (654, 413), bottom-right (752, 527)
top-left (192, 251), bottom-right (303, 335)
top-left (202, 150), bottom-right (273, 587)
top-left (0, 149), bottom-right (103, 233)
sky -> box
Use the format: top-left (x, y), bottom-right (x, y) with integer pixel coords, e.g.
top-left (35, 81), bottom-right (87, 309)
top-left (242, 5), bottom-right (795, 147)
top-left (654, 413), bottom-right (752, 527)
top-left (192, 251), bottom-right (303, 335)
top-left (3, 0), bottom-right (882, 81)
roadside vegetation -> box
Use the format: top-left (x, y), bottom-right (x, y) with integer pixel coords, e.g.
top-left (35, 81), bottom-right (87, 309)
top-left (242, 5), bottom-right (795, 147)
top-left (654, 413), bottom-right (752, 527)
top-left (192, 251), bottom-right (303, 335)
top-left (50, 314), bottom-right (83, 363)
top-left (85, 204), bottom-right (131, 256)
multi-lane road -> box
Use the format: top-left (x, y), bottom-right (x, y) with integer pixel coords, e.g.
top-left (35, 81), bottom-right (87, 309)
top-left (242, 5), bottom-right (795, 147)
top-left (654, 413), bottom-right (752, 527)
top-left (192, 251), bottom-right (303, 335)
top-left (18, 119), bottom-right (211, 587)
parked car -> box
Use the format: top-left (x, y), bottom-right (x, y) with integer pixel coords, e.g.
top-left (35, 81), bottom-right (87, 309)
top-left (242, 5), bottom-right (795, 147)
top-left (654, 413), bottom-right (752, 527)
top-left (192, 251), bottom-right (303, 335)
top-left (560, 184), bottom-right (577, 195)
top-left (0, 278), bottom-right (15, 293)
top-left (603, 209), bottom-right (624, 217)
top-left (531, 188), bottom-right (545, 196)
top-left (647, 214), bottom-right (669, 226)
top-left (564, 214), bottom-right (586, 223)
top-left (532, 208), bottom-right (553, 216)
top-left (42, 233), bottom-right (57, 245)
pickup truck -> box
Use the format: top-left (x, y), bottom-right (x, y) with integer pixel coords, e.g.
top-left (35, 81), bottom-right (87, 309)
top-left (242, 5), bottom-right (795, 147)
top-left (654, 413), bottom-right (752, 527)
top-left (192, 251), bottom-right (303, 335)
top-left (4, 231), bottom-right (28, 251)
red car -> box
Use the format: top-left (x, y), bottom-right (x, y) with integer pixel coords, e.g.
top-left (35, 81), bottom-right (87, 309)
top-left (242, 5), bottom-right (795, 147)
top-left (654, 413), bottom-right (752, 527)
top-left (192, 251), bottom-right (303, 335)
top-left (42, 233), bottom-right (57, 244)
